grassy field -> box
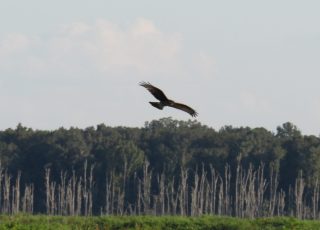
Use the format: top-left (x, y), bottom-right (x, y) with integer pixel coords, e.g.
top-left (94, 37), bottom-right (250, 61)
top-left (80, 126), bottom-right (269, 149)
top-left (0, 215), bottom-right (320, 230)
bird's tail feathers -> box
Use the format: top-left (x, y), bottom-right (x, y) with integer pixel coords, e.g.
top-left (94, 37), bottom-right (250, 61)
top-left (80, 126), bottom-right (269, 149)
top-left (149, 102), bottom-right (163, 110)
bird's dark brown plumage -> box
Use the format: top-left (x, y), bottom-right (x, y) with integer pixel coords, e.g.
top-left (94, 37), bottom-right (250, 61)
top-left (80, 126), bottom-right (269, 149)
top-left (139, 82), bottom-right (168, 101)
top-left (140, 81), bottom-right (198, 117)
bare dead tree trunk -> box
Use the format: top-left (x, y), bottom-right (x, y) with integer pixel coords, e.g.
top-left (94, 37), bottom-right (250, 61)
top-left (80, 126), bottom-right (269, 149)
top-left (235, 162), bottom-right (240, 217)
top-left (276, 189), bottom-right (286, 216)
top-left (0, 162), bottom-right (3, 210)
top-left (209, 165), bottom-right (219, 215)
top-left (246, 165), bottom-right (255, 218)
top-left (58, 171), bottom-right (67, 215)
top-left (122, 156), bottom-right (128, 214)
top-left (81, 161), bottom-right (94, 216)
top-left (11, 171), bottom-right (21, 214)
top-left (142, 159), bottom-right (152, 214)
top-left (69, 170), bottom-right (76, 216)
top-left (191, 167), bottom-right (199, 216)
top-left (256, 163), bottom-right (267, 217)
top-left (157, 172), bottom-right (165, 215)
top-left (268, 163), bottom-right (279, 217)
top-left (167, 177), bottom-right (178, 215)
top-left (50, 181), bottom-right (56, 215)
top-left (294, 170), bottom-right (305, 219)
top-left (312, 177), bottom-right (319, 219)
top-left (76, 177), bottom-right (82, 215)
top-left (137, 177), bottom-right (142, 215)
top-left (116, 185), bottom-right (125, 215)
top-left (105, 171), bottom-right (112, 215)
top-left (179, 167), bottom-right (188, 216)
top-left (288, 185), bottom-right (294, 216)
top-left (45, 168), bottom-right (51, 215)
top-left (66, 180), bottom-right (72, 215)
top-left (236, 164), bottom-right (255, 218)
top-left (3, 170), bottom-right (11, 214)
top-left (217, 175), bottom-right (223, 216)
top-left (88, 164), bottom-right (94, 216)
top-left (83, 161), bottom-right (88, 216)
top-left (198, 164), bottom-right (207, 216)
top-left (224, 164), bottom-right (231, 216)
top-left (16, 171), bottom-right (21, 213)
top-left (22, 184), bottom-right (34, 213)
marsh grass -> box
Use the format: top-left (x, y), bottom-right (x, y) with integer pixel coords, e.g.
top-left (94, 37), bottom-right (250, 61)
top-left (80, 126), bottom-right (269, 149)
top-left (0, 215), bottom-right (320, 230)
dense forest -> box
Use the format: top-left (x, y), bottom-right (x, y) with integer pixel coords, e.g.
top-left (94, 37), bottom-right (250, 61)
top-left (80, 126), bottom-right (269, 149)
top-left (0, 117), bottom-right (320, 218)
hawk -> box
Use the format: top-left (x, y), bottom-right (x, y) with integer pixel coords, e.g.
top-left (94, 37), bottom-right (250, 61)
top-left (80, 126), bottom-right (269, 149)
top-left (140, 81), bottom-right (198, 117)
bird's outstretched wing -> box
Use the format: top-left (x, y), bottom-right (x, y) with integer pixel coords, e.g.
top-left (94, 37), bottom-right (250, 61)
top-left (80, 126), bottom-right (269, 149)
top-left (169, 102), bottom-right (198, 117)
top-left (140, 82), bottom-right (169, 102)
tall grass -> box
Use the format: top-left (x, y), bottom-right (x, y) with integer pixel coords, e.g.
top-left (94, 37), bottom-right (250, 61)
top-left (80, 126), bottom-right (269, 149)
top-left (0, 215), bottom-right (320, 230)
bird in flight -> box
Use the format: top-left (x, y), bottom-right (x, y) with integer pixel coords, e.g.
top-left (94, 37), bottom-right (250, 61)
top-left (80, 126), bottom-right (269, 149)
top-left (140, 81), bottom-right (198, 117)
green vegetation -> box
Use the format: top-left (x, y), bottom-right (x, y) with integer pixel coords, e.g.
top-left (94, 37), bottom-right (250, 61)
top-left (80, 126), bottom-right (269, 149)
top-left (1, 118), bottom-right (320, 218)
top-left (0, 215), bottom-right (319, 230)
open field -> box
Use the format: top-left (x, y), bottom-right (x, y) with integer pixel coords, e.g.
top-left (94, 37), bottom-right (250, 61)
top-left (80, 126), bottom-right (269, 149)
top-left (0, 215), bottom-right (320, 230)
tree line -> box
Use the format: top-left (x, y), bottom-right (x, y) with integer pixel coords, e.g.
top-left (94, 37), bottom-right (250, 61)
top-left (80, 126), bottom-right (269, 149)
top-left (0, 117), bottom-right (320, 217)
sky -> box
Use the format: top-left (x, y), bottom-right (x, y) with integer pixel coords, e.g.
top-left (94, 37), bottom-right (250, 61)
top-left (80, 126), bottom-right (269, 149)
top-left (0, 1), bottom-right (320, 135)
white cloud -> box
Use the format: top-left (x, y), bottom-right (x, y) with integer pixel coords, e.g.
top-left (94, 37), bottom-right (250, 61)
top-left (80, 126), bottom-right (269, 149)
top-left (0, 33), bottom-right (37, 73)
top-left (0, 18), bottom-right (187, 80)
top-left (0, 33), bottom-right (30, 55)
top-left (91, 18), bottom-right (183, 76)
top-left (0, 18), bottom-right (220, 91)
